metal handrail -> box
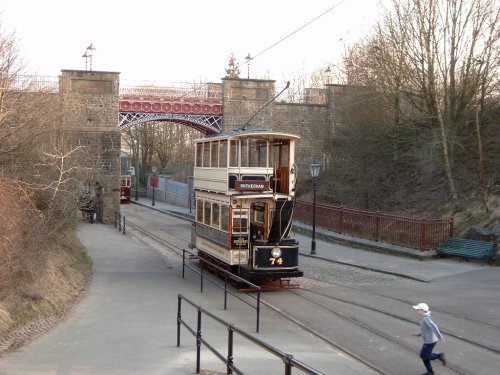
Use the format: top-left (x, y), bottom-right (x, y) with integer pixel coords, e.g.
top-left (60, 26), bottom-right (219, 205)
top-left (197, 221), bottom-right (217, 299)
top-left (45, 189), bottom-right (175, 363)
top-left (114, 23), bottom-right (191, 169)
top-left (177, 294), bottom-right (326, 375)
top-left (182, 248), bottom-right (262, 332)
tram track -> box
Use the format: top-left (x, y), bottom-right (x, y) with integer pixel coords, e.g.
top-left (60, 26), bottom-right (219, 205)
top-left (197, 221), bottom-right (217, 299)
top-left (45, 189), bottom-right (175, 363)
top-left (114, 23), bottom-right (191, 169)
top-left (124, 217), bottom-right (425, 374)
top-left (126, 220), bottom-right (188, 258)
top-left (124, 205), bottom-right (500, 374)
top-left (296, 287), bottom-right (500, 356)
top-left (245, 285), bottom-right (500, 375)
top-left (125, 217), bottom-right (389, 374)
top-left (300, 254), bottom-right (500, 335)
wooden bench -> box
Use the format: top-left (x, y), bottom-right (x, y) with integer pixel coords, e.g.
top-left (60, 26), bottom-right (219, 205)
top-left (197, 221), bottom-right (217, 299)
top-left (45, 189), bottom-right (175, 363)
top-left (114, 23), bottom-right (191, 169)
top-left (436, 237), bottom-right (497, 264)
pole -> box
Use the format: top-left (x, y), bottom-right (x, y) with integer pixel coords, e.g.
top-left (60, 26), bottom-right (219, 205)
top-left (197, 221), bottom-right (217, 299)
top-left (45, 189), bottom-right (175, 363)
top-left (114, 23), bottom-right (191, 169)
top-left (135, 133), bottom-right (139, 201)
top-left (311, 177), bottom-right (317, 255)
top-left (152, 175), bottom-right (156, 206)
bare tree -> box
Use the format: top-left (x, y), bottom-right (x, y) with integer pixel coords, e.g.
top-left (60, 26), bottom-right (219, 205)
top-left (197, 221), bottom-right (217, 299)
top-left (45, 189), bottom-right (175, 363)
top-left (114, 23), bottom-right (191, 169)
top-left (343, 0), bottom-right (500, 213)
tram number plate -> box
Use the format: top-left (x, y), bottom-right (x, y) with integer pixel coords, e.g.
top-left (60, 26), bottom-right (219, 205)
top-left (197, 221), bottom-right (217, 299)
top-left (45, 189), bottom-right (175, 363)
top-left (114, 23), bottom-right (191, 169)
top-left (269, 257), bottom-right (283, 265)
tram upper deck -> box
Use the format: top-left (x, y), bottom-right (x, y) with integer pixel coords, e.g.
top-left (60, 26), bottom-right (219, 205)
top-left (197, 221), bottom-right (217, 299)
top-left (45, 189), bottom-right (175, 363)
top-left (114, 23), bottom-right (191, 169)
top-left (193, 129), bottom-right (300, 196)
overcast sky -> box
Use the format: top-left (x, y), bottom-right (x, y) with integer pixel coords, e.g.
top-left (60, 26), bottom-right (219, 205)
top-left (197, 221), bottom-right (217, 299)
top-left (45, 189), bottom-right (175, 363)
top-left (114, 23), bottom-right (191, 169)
top-left (1, 0), bottom-right (384, 86)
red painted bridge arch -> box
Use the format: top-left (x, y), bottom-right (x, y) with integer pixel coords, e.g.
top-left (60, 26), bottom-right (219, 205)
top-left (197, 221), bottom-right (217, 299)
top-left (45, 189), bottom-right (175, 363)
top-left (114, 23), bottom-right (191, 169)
top-left (118, 94), bottom-right (223, 135)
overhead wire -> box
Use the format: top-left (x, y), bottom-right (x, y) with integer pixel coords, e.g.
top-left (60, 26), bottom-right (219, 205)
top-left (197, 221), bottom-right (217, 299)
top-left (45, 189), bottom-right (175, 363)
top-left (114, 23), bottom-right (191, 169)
top-left (238, 0), bottom-right (349, 69)
top-left (176, 0), bottom-right (351, 98)
top-left (177, 0), bottom-right (381, 99)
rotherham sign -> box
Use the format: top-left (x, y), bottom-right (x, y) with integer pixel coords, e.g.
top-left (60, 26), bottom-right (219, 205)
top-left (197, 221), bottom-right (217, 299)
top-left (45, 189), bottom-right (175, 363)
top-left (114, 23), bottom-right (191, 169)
top-left (235, 180), bottom-right (269, 191)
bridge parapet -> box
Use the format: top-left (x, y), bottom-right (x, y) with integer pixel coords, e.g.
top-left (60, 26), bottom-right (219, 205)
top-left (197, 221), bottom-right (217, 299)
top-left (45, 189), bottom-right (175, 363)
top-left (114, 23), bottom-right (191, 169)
top-left (119, 81), bottom-right (222, 99)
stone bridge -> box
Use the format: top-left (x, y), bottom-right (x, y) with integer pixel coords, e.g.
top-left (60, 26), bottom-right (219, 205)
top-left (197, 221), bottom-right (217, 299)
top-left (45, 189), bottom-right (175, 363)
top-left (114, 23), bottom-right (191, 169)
top-left (25, 70), bottom-right (358, 224)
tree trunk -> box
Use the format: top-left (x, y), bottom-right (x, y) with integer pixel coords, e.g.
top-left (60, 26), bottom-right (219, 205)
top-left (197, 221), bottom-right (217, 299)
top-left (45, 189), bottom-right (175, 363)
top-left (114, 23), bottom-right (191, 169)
top-left (475, 103), bottom-right (489, 213)
top-left (436, 109), bottom-right (458, 212)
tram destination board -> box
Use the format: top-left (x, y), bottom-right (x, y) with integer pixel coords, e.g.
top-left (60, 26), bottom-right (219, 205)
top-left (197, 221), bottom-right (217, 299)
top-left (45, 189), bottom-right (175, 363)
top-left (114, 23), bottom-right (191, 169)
top-left (235, 180), bottom-right (269, 192)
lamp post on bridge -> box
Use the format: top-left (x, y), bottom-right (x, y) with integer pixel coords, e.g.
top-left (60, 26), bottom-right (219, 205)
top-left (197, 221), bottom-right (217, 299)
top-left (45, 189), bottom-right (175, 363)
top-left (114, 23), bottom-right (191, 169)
top-left (325, 66), bottom-right (332, 85)
top-left (310, 161), bottom-right (320, 255)
top-left (245, 53), bottom-right (252, 79)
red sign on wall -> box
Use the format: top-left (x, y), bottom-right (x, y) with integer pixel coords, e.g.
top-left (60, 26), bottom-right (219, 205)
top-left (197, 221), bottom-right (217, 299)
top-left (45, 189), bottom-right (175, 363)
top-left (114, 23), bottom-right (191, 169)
top-left (150, 175), bottom-right (159, 188)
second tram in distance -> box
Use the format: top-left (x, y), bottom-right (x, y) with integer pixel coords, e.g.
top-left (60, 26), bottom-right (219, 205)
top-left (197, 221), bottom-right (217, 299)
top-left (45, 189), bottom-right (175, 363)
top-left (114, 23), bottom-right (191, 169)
top-left (191, 128), bottom-right (303, 282)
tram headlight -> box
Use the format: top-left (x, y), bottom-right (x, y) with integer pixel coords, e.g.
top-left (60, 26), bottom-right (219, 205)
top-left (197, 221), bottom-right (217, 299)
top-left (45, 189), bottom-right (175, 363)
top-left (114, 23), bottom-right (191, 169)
top-left (271, 247), bottom-right (282, 258)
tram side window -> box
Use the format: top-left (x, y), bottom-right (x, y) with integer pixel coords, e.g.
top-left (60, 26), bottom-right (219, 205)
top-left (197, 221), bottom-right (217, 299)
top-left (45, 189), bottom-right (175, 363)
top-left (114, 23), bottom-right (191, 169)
top-left (203, 142), bottom-right (210, 167)
top-left (221, 206), bottom-right (229, 231)
top-left (211, 203), bottom-right (220, 228)
top-left (204, 201), bottom-right (211, 225)
top-left (220, 140), bottom-right (228, 168)
top-left (211, 142), bottom-right (219, 168)
top-left (229, 140), bottom-right (239, 167)
top-left (196, 143), bottom-right (203, 167)
top-left (196, 199), bottom-right (203, 223)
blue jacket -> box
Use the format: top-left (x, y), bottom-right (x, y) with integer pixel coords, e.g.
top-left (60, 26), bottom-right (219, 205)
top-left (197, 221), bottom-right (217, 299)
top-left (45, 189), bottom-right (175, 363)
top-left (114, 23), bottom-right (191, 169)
top-left (416, 312), bottom-right (443, 344)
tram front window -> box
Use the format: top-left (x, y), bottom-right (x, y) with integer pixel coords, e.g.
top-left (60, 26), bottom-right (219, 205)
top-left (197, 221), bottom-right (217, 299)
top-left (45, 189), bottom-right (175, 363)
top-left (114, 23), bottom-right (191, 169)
top-left (249, 140), bottom-right (267, 167)
top-left (232, 217), bottom-right (248, 234)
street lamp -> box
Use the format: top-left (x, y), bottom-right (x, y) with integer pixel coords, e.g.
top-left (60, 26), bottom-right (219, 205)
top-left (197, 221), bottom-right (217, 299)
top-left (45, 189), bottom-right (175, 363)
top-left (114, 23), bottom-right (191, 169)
top-left (325, 66), bottom-right (332, 84)
top-left (134, 134), bottom-right (139, 201)
top-left (310, 160), bottom-right (320, 255)
top-left (245, 53), bottom-right (252, 79)
top-left (151, 167), bottom-right (157, 206)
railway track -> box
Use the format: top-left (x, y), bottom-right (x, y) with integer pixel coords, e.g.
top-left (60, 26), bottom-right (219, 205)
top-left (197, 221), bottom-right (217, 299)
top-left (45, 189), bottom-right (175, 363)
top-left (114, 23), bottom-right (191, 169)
top-left (126, 219), bottom-right (188, 257)
top-left (123, 204), bottom-right (500, 375)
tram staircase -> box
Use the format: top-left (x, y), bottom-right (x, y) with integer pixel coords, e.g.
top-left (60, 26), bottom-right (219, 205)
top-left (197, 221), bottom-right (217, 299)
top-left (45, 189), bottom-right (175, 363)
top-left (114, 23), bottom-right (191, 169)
top-left (268, 199), bottom-right (294, 243)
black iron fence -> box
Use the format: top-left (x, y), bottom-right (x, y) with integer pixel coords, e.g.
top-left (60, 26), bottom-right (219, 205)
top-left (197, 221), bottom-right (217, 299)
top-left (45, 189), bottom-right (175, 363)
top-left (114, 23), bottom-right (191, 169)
top-left (177, 294), bottom-right (326, 375)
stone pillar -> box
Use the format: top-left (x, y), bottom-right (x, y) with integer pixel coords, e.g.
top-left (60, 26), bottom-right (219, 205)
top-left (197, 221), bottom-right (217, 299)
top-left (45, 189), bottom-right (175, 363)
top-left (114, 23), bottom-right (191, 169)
top-left (220, 78), bottom-right (331, 186)
top-left (59, 70), bottom-right (121, 224)
top-left (221, 78), bottom-right (276, 131)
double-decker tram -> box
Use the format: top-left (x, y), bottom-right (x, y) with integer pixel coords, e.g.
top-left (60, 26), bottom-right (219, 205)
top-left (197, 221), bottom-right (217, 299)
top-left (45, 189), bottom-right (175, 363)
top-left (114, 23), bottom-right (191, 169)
top-left (191, 128), bottom-right (303, 283)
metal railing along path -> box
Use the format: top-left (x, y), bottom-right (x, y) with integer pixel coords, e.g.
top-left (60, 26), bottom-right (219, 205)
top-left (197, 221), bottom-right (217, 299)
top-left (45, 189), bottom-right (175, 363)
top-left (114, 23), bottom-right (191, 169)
top-left (177, 294), bottom-right (326, 375)
top-left (294, 201), bottom-right (453, 251)
top-left (182, 248), bottom-right (262, 332)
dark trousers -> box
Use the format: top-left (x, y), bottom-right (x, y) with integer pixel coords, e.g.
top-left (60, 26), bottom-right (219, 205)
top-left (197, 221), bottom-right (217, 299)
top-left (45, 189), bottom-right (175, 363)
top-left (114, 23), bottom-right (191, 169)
top-left (420, 342), bottom-right (439, 372)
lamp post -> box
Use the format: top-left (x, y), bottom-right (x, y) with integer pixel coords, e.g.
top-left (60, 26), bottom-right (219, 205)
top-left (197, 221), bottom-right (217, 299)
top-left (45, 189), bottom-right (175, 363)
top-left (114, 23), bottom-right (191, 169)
top-left (310, 161), bottom-right (320, 255)
top-left (325, 66), bottom-right (332, 84)
top-left (151, 167), bottom-right (157, 206)
top-left (134, 134), bottom-right (139, 201)
top-left (245, 53), bottom-right (251, 79)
